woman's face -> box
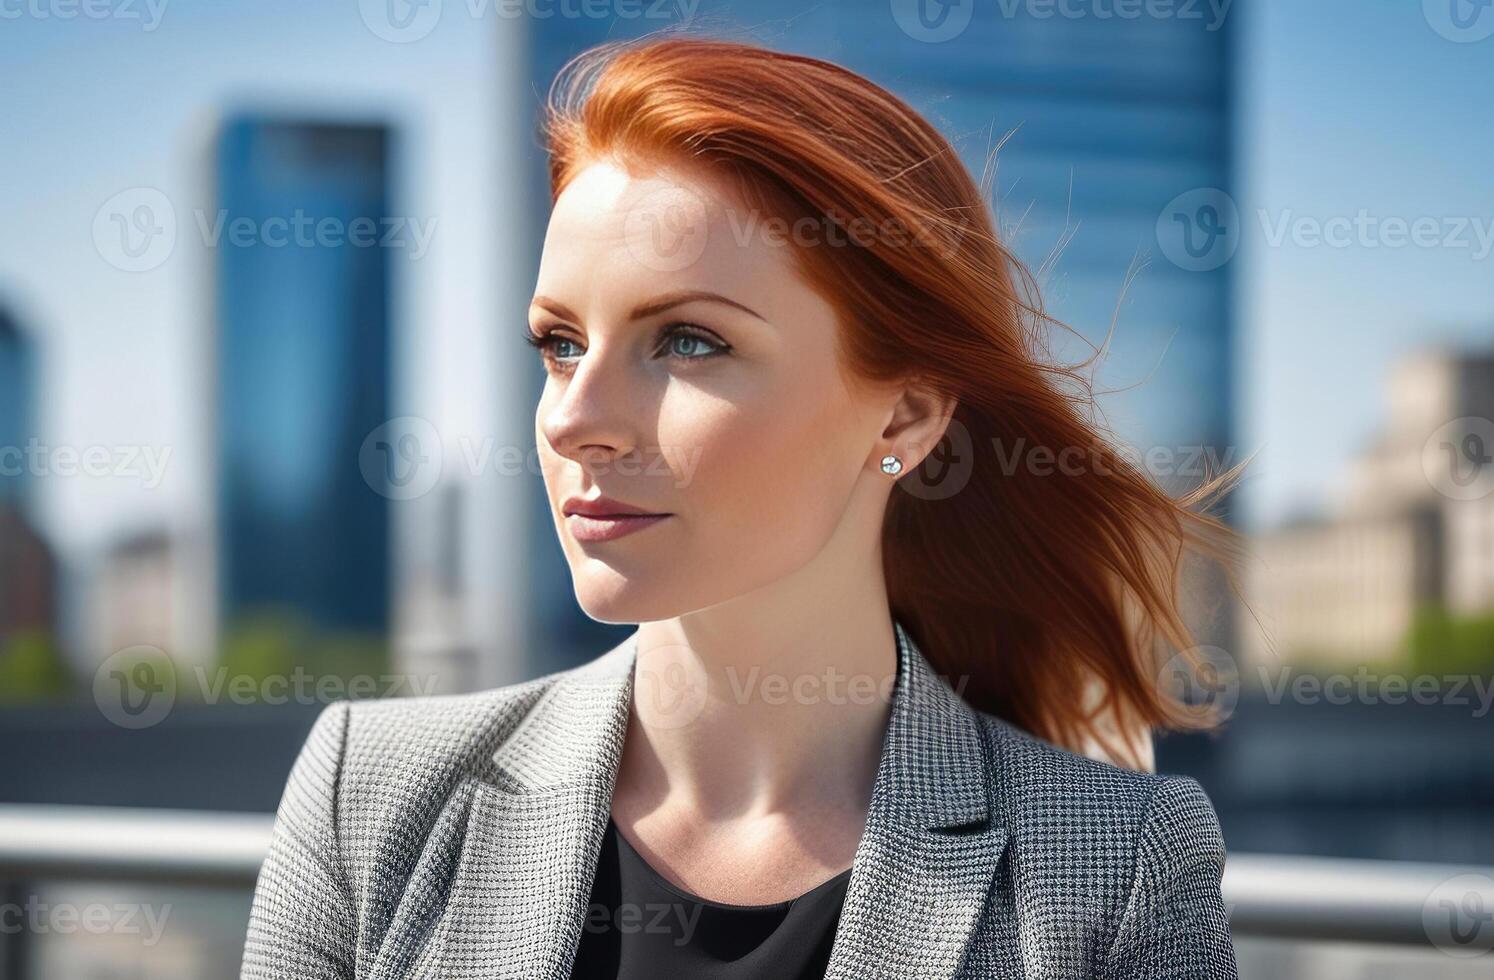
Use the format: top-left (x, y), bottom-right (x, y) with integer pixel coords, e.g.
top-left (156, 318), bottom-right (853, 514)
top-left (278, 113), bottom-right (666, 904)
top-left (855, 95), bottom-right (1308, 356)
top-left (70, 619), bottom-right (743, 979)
top-left (530, 157), bottom-right (899, 624)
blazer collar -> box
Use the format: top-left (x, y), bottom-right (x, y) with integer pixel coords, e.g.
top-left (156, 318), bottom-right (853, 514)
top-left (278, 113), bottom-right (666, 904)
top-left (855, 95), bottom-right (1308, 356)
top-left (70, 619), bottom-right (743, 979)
top-left (491, 617), bottom-right (993, 831)
top-left (434, 619), bottom-right (1008, 980)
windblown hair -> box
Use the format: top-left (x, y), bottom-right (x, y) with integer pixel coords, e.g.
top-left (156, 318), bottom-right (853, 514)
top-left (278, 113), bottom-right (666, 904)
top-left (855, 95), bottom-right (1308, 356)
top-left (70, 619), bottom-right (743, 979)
top-left (542, 33), bottom-right (1252, 770)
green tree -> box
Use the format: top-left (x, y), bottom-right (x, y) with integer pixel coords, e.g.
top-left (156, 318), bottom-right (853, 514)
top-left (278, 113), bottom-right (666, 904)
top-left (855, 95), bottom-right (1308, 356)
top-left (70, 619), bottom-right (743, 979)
top-left (215, 607), bottom-right (389, 704)
top-left (0, 630), bottom-right (73, 702)
top-left (1405, 605), bottom-right (1494, 676)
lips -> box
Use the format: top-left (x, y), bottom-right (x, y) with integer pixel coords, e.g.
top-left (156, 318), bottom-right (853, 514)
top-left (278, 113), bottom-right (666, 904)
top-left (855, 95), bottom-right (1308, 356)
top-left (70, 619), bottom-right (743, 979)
top-left (561, 495), bottom-right (672, 543)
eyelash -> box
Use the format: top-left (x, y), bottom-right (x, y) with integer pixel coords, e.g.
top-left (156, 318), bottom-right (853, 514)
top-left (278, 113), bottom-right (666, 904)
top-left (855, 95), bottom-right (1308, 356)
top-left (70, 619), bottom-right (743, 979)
top-left (523, 322), bottom-right (731, 369)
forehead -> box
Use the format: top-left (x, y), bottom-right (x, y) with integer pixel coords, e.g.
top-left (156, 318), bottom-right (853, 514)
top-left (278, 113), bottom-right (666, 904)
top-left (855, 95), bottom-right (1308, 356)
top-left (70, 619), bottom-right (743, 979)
top-left (535, 158), bottom-right (807, 315)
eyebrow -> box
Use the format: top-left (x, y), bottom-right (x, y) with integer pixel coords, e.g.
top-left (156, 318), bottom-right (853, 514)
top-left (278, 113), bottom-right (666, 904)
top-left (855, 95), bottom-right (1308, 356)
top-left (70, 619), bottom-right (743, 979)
top-left (529, 289), bottom-right (768, 324)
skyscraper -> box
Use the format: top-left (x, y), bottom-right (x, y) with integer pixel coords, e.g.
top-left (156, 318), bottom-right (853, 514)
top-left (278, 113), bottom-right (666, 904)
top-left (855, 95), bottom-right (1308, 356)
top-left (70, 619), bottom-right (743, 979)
top-left (0, 306), bottom-right (36, 510)
top-left (0, 306), bottom-right (60, 691)
top-left (212, 117), bottom-right (393, 646)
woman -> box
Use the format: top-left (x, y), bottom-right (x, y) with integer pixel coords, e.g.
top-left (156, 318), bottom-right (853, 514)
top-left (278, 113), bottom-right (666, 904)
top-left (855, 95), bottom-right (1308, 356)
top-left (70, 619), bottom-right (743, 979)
top-left (242, 35), bottom-right (1245, 980)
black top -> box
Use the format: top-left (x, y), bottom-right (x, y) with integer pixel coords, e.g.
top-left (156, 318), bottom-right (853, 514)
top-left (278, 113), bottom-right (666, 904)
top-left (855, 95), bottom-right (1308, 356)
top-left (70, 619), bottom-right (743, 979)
top-left (569, 817), bottom-right (853, 979)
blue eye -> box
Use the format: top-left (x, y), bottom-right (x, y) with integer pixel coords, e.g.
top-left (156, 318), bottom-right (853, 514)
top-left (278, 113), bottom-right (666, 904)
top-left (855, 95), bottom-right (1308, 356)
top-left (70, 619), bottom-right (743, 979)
top-left (668, 332), bottom-right (717, 358)
top-left (523, 328), bottom-right (584, 365)
top-left (660, 324), bottom-right (729, 361)
top-left (524, 322), bottom-right (731, 372)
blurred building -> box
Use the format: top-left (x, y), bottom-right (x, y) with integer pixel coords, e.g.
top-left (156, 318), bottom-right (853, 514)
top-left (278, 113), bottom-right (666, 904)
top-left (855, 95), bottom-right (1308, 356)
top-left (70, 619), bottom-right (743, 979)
top-left (1243, 347), bottom-right (1494, 666)
top-left (0, 306), bottom-right (37, 510)
top-left (1244, 507), bottom-right (1443, 664)
top-left (1340, 350), bottom-right (1494, 517)
top-left (395, 482), bottom-right (479, 694)
top-left (1446, 490), bottom-right (1494, 613)
top-left (211, 117), bottom-right (393, 652)
top-left (0, 307), bottom-right (64, 711)
top-left (92, 529), bottom-right (174, 657)
top-left (0, 308), bottom-right (56, 645)
top-left (85, 527), bottom-right (214, 666)
top-left (518, 3), bottom-right (1239, 674)
top-left (0, 507), bottom-right (55, 640)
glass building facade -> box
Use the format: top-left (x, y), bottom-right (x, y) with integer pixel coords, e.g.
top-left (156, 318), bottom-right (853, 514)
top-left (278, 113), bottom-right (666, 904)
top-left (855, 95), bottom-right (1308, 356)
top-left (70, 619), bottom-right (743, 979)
top-left (213, 118), bottom-right (393, 641)
top-left (0, 307), bottom-right (36, 509)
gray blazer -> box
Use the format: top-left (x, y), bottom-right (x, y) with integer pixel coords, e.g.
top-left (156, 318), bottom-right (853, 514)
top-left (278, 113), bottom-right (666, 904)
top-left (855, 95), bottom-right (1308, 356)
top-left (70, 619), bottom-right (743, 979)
top-left (241, 620), bottom-right (1238, 979)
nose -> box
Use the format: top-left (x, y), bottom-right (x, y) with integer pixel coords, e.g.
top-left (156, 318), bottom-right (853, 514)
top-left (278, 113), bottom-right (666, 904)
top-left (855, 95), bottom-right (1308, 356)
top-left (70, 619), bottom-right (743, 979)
top-left (538, 344), bottom-right (640, 469)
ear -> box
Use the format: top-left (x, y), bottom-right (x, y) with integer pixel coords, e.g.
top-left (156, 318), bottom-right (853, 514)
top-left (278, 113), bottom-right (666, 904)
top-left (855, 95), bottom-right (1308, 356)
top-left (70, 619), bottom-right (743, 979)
top-left (874, 378), bottom-right (958, 475)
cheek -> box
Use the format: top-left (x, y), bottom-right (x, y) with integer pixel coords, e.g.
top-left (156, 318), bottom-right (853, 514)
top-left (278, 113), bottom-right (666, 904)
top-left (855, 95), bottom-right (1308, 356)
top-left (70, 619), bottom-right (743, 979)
top-left (666, 370), bottom-right (865, 550)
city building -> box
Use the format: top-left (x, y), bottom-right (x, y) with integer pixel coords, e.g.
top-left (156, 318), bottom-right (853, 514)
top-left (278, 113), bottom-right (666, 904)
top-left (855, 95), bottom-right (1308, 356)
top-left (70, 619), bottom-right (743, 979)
top-left (211, 117), bottom-right (394, 654)
top-left (0, 306), bottom-right (58, 668)
top-left (0, 506), bottom-right (55, 642)
top-left (84, 527), bottom-right (214, 669)
top-left (394, 482), bottom-right (480, 695)
top-left (1446, 490), bottom-right (1494, 614)
top-left (1339, 348), bottom-right (1494, 518)
top-left (0, 306), bottom-right (36, 510)
top-left (1242, 506), bottom-right (1443, 665)
top-left (1242, 347), bottom-right (1494, 667)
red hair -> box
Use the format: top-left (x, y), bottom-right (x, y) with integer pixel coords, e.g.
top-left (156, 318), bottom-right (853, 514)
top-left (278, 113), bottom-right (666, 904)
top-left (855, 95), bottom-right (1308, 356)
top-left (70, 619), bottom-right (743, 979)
top-left (542, 33), bottom-right (1252, 770)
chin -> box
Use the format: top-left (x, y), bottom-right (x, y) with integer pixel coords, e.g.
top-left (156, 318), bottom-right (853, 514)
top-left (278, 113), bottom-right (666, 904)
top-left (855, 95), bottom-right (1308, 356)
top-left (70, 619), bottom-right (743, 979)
top-left (570, 561), bottom-right (688, 625)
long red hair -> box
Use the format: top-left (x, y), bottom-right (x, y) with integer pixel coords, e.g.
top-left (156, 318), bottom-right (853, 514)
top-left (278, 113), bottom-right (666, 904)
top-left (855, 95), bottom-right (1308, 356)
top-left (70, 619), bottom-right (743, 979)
top-left (542, 33), bottom-right (1252, 770)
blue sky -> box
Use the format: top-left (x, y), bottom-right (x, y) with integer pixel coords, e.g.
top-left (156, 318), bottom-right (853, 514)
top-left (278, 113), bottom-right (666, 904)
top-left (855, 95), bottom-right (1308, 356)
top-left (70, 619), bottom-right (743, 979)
top-left (1, 0), bottom-right (1492, 563)
top-left (1235, 0), bottom-right (1494, 523)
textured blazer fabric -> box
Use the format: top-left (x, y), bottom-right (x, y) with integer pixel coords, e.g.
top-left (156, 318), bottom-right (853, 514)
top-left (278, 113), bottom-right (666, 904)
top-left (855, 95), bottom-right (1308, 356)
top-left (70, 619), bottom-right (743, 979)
top-left (241, 621), bottom-right (1239, 979)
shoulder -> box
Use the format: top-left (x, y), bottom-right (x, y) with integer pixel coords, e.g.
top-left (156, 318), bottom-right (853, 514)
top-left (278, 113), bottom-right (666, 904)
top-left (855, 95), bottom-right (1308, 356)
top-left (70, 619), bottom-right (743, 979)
top-left (976, 708), bottom-right (1221, 834)
top-left (275, 663), bottom-right (591, 895)
top-left (286, 660), bottom-right (584, 824)
top-left (965, 712), bottom-right (1236, 976)
top-left (974, 709), bottom-right (1225, 904)
top-left (322, 666), bottom-right (571, 778)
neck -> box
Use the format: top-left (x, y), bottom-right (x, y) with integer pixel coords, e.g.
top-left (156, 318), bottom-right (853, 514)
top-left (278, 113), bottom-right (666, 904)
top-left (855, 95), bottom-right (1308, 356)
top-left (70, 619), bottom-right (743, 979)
top-left (622, 531), bottom-right (898, 827)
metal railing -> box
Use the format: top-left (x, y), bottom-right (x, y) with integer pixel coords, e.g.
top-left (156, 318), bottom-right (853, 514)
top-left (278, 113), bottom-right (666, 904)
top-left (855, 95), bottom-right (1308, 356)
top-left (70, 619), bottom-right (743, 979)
top-left (1, 804), bottom-right (1492, 948)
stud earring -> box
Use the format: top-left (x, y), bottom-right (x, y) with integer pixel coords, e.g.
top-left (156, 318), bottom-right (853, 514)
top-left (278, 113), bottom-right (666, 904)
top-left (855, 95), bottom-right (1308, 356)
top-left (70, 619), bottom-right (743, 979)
top-left (880, 454), bottom-right (904, 476)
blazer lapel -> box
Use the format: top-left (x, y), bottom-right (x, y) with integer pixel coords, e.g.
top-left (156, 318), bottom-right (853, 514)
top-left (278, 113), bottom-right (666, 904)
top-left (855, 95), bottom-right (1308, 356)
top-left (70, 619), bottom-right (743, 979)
top-left (437, 619), bottom-right (1006, 980)
top-left (821, 620), bottom-right (1007, 980)
top-left (414, 637), bottom-right (637, 980)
